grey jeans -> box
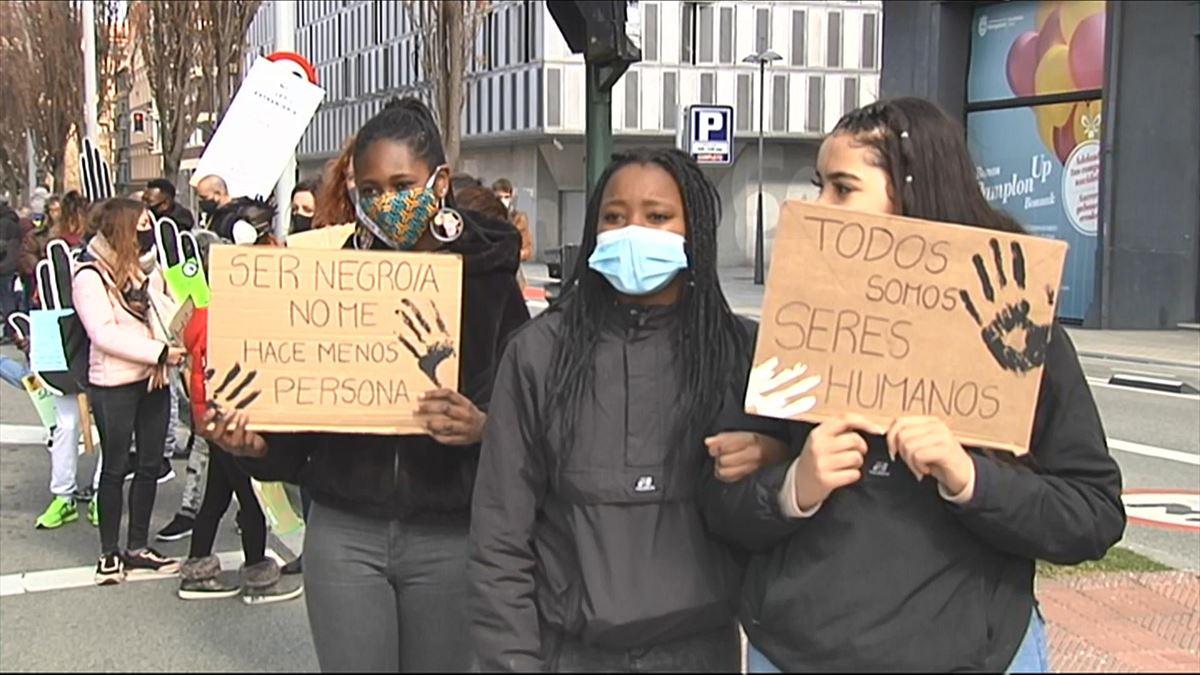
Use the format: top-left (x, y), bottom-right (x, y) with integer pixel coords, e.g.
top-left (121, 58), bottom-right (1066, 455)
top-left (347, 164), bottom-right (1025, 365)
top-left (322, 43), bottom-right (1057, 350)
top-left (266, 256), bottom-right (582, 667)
top-left (303, 501), bottom-right (470, 673)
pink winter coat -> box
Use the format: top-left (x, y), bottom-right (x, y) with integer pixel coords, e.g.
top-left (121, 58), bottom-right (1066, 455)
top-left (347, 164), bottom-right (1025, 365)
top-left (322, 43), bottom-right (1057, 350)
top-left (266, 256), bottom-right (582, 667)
top-left (73, 264), bottom-right (169, 387)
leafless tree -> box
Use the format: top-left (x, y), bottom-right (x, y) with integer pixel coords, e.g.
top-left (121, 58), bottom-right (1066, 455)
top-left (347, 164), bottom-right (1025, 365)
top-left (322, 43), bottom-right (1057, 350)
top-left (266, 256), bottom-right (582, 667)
top-left (1, 1), bottom-right (84, 191)
top-left (405, 1), bottom-right (492, 167)
top-left (198, 0), bottom-right (261, 129)
top-left (130, 0), bottom-right (204, 182)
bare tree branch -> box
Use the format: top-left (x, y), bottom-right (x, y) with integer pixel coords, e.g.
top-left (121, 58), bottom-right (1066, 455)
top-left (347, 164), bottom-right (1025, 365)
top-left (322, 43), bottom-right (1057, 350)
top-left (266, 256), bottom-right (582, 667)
top-left (404, 0), bottom-right (491, 167)
top-left (131, 0), bottom-right (204, 182)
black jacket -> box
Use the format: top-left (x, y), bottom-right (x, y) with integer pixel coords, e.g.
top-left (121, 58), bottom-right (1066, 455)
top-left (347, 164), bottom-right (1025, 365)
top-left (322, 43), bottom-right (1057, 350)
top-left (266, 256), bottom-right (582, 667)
top-left (0, 206), bottom-right (22, 276)
top-left (238, 210), bottom-right (530, 521)
top-left (700, 325), bottom-right (1125, 671)
top-left (468, 305), bottom-right (781, 670)
top-left (165, 202), bottom-right (195, 231)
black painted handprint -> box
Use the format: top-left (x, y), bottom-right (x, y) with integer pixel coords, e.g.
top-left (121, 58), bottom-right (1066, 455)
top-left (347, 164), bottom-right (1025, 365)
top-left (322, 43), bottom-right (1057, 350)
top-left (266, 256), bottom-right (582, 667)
top-left (206, 363), bottom-right (263, 414)
top-left (959, 238), bottom-right (1055, 374)
top-left (397, 299), bottom-right (455, 386)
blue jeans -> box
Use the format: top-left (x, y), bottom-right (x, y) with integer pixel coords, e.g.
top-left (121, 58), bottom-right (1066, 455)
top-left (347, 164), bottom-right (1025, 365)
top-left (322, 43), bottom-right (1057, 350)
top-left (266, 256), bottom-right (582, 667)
top-left (0, 354), bottom-right (30, 390)
top-left (746, 609), bottom-right (1051, 673)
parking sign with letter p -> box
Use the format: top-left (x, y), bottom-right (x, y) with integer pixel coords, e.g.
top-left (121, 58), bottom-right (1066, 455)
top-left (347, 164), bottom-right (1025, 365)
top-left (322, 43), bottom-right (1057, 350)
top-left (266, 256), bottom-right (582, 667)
top-left (687, 105), bottom-right (734, 165)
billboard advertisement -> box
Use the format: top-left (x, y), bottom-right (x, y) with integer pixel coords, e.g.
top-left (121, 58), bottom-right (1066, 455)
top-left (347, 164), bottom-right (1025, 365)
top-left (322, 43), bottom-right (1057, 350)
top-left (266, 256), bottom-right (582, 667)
top-left (968, 103), bottom-right (1101, 321)
top-left (968, 1), bottom-right (1106, 103)
top-left (967, 1), bottom-right (1106, 321)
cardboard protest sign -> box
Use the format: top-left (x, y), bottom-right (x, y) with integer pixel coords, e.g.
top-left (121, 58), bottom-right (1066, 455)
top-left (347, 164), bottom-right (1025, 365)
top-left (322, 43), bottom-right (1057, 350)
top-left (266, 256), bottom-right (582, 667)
top-left (206, 246), bottom-right (463, 434)
top-left (191, 57), bottom-right (325, 199)
top-left (285, 224), bottom-right (354, 250)
top-left (748, 202), bottom-right (1068, 454)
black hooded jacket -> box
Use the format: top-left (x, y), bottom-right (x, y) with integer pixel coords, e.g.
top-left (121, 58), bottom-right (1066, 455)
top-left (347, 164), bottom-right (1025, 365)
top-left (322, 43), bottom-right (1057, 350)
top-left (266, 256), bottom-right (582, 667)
top-left (700, 325), bottom-right (1125, 671)
top-left (237, 209), bottom-right (530, 521)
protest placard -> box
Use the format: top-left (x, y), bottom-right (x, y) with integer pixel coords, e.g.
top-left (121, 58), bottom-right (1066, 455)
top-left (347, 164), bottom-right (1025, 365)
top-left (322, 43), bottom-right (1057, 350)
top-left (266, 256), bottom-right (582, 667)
top-left (206, 246), bottom-right (463, 434)
top-left (748, 202), bottom-right (1068, 454)
top-left (190, 57), bottom-right (325, 199)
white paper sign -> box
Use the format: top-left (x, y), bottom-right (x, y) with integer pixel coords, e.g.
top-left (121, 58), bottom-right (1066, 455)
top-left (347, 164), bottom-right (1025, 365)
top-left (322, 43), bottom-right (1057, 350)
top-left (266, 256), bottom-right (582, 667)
top-left (191, 58), bottom-right (325, 199)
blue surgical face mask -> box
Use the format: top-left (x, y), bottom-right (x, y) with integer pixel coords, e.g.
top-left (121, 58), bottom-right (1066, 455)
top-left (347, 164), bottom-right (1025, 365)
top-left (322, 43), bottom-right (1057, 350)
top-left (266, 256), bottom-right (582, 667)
top-left (587, 225), bottom-right (689, 296)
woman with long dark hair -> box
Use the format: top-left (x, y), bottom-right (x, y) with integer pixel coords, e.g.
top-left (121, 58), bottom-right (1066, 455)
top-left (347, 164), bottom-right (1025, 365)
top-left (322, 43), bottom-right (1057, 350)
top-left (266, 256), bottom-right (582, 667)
top-left (52, 190), bottom-right (90, 248)
top-left (469, 148), bottom-right (788, 671)
top-left (702, 97), bottom-right (1125, 672)
top-left (74, 198), bottom-right (184, 584)
top-left (203, 97), bottom-right (529, 672)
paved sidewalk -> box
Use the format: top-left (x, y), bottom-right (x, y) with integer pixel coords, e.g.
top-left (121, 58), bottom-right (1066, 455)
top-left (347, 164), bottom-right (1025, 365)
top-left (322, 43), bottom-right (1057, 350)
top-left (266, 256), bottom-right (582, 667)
top-left (1039, 571), bottom-right (1200, 672)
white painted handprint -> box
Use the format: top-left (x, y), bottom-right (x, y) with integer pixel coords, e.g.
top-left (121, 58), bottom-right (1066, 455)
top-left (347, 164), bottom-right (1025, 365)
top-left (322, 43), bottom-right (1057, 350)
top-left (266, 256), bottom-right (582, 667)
top-left (745, 357), bottom-right (822, 419)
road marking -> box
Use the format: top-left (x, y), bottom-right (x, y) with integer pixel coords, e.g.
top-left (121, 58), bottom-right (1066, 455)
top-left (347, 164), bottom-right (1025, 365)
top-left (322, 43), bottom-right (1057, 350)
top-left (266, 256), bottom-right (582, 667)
top-left (1109, 439), bottom-right (1200, 466)
top-left (1122, 490), bottom-right (1200, 532)
top-left (1086, 377), bottom-right (1200, 401)
top-left (0, 424), bottom-right (48, 446)
top-left (0, 550), bottom-right (283, 597)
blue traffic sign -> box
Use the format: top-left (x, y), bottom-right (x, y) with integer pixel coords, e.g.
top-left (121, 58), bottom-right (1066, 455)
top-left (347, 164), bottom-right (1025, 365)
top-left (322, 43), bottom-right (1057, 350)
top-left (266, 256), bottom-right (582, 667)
top-left (687, 105), bottom-right (734, 165)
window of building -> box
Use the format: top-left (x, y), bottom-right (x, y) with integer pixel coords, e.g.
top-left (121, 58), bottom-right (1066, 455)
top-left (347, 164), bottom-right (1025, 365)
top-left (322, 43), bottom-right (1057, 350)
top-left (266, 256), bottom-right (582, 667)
top-left (843, 76), bottom-right (859, 114)
top-left (700, 72), bottom-right (715, 104)
top-left (511, 72), bottom-right (519, 131)
top-left (719, 7), bottom-right (734, 64)
top-left (756, 8), bottom-right (771, 53)
top-left (662, 71), bottom-right (677, 130)
top-left (681, 2), bottom-right (694, 64)
top-left (862, 12), bottom-right (878, 69)
top-left (807, 75), bottom-right (824, 132)
top-left (524, 69), bottom-right (533, 129)
top-left (827, 12), bottom-right (842, 67)
top-left (625, 71), bottom-right (640, 128)
top-left (643, 3), bottom-right (658, 61)
top-left (524, 0), bottom-right (535, 62)
top-left (772, 74), bottom-right (788, 132)
top-left (791, 11), bottom-right (806, 66)
top-left (736, 73), bottom-right (751, 132)
top-left (698, 4), bottom-right (714, 63)
top-left (548, 68), bottom-right (562, 127)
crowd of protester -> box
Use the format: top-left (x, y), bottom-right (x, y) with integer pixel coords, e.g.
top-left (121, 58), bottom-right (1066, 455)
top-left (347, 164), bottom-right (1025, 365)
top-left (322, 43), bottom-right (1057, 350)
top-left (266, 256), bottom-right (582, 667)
top-left (0, 95), bottom-right (1125, 673)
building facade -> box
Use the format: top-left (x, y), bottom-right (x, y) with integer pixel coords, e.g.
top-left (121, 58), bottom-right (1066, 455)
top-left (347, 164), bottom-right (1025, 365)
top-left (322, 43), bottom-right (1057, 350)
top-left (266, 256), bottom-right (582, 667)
top-left (247, 0), bottom-right (882, 265)
top-left (881, 0), bottom-right (1199, 329)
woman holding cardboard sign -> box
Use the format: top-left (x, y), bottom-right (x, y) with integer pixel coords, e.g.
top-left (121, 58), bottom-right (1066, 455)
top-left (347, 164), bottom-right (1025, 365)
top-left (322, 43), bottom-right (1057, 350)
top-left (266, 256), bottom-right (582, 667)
top-left (204, 97), bottom-right (529, 672)
top-left (467, 148), bottom-right (792, 671)
top-left (702, 98), bottom-right (1125, 672)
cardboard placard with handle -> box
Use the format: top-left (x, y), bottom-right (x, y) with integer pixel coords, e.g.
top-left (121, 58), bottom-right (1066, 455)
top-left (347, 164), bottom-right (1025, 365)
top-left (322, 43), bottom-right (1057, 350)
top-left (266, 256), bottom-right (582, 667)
top-left (205, 246), bottom-right (463, 434)
top-left (748, 201), bottom-right (1068, 454)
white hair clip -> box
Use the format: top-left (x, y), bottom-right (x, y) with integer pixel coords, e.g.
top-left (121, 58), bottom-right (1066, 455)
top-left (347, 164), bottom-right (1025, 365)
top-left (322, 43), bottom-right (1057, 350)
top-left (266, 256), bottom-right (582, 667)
top-left (900, 131), bottom-right (910, 139)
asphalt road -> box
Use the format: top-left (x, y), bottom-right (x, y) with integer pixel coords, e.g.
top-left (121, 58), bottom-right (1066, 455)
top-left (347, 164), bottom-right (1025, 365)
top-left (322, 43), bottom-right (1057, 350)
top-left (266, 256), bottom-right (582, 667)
top-left (1, 325), bottom-right (1197, 671)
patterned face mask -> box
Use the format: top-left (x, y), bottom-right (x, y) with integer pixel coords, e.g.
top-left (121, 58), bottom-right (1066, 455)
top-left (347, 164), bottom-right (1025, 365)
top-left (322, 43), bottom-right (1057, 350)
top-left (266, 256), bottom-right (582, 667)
top-left (354, 167), bottom-right (446, 250)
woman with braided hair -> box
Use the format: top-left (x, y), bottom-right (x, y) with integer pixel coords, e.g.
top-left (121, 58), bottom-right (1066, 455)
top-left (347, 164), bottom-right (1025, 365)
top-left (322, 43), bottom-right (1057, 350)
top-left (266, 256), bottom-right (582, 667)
top-left (203, 96), bottom-right (529, 672)
top-left (701, 97), bottom-right (1124, 672)
top-left (468, 148), bottom-right (791, 671)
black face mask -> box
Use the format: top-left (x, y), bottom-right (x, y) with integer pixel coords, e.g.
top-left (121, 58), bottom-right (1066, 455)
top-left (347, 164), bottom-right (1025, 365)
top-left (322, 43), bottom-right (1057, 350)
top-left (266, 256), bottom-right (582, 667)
top-left (291, 214), bottom-right (313, 233)
top-left (150, 201), bottom-right (171, 217)
top-left (199, 199), bottom-right (218, 217)
top-left (137, 228), bottom-right (156, 254)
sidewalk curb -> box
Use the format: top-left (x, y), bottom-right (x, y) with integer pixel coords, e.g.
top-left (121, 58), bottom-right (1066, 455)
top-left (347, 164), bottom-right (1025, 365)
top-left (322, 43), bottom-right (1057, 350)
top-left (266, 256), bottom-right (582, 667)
top-left (1076, 351), bottom-right (1200, 371)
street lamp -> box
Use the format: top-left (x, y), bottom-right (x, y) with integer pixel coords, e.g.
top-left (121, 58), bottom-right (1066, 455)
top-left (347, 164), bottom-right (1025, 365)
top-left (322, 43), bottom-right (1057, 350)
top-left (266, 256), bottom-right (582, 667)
top-left (742, 49), bottom-right (782, 285)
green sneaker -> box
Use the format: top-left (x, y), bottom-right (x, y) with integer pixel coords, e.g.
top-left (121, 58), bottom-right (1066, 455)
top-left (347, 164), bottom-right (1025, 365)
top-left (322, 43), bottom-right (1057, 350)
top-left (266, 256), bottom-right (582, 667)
top-left (87, 498), bottom-right (99, 527)
top-left (35, 496), bottom-right (79, 529)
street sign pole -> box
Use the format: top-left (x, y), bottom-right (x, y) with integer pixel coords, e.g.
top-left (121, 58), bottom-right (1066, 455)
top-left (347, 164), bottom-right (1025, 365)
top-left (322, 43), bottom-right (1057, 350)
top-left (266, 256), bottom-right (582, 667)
top-left (81, 0), bottom-right (99, 142)
top-left (755, 58), bottom-right (765, 285)
top-left (273, 0), bottom-right (297, 240)
top-left (585, 63), bottom-right (614, 197)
